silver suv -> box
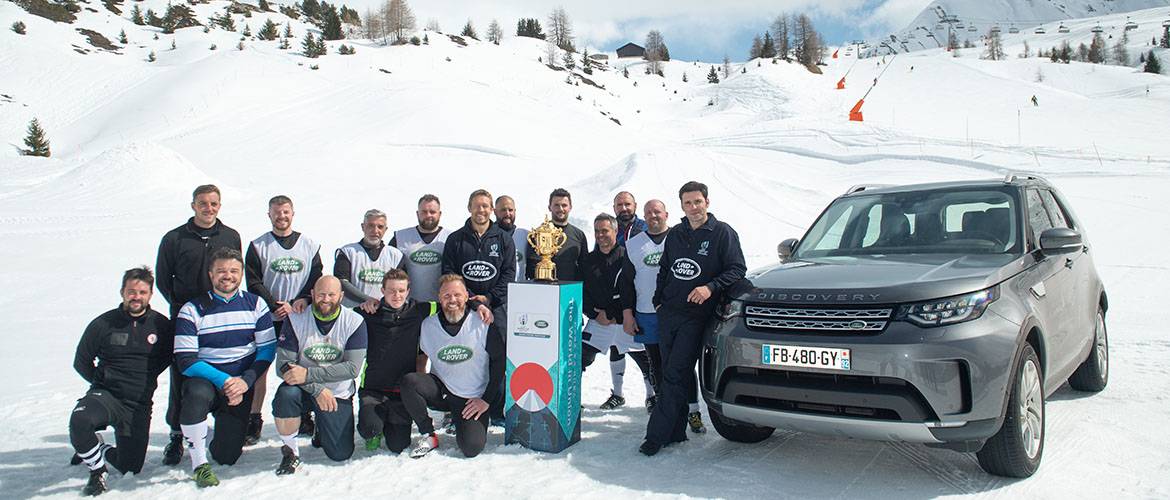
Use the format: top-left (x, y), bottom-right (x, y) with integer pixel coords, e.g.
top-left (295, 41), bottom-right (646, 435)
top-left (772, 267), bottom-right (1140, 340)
top-left (701, 174), bottom-right (1109, 478)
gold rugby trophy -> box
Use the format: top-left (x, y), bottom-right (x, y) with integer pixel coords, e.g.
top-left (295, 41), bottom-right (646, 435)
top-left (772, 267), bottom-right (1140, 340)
top-left (527, 216), bottom-right (568, 281)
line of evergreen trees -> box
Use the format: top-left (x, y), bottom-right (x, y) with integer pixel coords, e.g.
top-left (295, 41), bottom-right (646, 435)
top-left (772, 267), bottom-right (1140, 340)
top-left (748, 13), bottom-right (825, 66)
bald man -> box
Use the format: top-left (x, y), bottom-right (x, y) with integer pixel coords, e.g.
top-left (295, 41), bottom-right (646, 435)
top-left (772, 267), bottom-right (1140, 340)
top-left (271, 276), bottom-right (368, 474)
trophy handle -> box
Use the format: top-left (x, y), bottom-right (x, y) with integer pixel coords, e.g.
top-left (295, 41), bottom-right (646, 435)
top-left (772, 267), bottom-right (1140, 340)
top-left (554, 232), bottom-right (568, 246)
top-left (527, 230), bottom-right (539, 249)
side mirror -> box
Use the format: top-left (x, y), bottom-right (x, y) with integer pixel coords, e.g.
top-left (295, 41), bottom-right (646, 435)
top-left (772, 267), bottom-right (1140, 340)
top-left (777, 238), bottom-right (799, 261)
top-left (1039, 227), bottom-right (1082, 255)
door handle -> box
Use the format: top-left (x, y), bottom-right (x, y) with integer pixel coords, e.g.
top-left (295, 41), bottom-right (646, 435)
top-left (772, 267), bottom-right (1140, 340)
top-left (1064, 258), bottom-right (1074, 269)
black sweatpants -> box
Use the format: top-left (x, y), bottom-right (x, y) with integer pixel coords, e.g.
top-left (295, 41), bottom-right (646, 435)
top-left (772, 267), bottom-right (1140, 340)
top-left (165, 366), bottom-right (183, 432)
top-left (272, 383), bottom-right (354, 461)
top-left (69, 389), bottom-right (151, 474)
top-left (645, 312), bottom-right (706, 445)
top-left (357, 389), bottom-right (412, 453)
top-left (179, 377), bottom-right (254, 466)
top-left (644, 344), bottom-right (697, 404)
top-left (400, 373), bottom-right (488, 457)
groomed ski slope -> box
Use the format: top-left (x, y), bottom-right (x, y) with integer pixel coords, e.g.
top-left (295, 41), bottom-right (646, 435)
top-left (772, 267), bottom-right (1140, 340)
top-left (1, 1), bottom-right (1169, 498)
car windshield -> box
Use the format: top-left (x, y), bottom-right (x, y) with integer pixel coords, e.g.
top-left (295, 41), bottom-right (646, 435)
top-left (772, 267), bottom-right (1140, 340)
top-left (795, 188), bottom-right (1021, 258)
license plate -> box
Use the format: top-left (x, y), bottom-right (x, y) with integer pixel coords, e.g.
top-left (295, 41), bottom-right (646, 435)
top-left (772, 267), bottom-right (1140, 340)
top-left (762, 344), bottom-right (851, 371)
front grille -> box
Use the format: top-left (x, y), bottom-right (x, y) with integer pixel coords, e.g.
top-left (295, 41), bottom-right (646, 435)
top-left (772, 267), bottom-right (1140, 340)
top-left (744, 305), bottom-right (893, 334)
top-left (722, 368), bottom-right (938, 422)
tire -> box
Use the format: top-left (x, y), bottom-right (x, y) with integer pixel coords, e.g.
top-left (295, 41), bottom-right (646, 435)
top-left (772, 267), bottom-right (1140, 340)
top-left (1068, 307), bottom-right (1109, 392)
top-left (708, 405), bottom-right (775, 443)
top-left (977, 343), bottom-right (1044, 478)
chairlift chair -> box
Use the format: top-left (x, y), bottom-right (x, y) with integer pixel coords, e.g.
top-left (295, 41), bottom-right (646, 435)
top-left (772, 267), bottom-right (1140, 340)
top-left (991, 25), bottom-right (1002, 34)
top-left (967, 25), bottom-right (978, 32)
top-left (1091, 25), bottom-right (1103, 33)
top-left (956, 23), bottom-right (965, 30)
top-left (1057, 24), bottom-right (1069, 33)
top-left (1009, 25), bottom-right (1019, 34)
top-left (1037, 26), bottom-right (1048, 34)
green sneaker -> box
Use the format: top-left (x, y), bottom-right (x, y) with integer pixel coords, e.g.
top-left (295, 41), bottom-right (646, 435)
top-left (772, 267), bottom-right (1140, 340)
top-left (193, 463), bottom-right (219, 488)
top-left (364, 433), bottom-right (383, 452)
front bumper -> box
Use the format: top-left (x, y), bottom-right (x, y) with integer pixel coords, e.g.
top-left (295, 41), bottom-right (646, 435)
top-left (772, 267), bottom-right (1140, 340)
top-left (701, 301), bottom-right (1020, 444)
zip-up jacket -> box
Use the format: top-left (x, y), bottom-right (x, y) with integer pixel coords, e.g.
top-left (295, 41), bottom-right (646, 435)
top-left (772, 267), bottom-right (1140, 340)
top-left (617, 216), bottom-right (648, 246)
top-left (357, 299), bottom-right (435, 393)
top-left (582, 245), bottom-right (637, 324)
top-left (156, 218), bottom-right (242, 318)
top-left (441, 218), bottom-right (516, 307)
top-left (653, 213), bottom-right (747, 317)
top-left (73, 305), bottom-right (175, 405)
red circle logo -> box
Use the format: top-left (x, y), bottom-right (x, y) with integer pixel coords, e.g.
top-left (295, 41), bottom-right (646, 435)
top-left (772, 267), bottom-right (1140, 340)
top-left (510, 362), bottom-right (554, 412)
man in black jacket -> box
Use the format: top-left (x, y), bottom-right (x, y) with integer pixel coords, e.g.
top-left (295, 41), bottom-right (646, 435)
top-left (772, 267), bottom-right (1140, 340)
top-left (356, 269), bottom-right (492, 453)
top-left (155, 184), bottom-right (241, 466)
top-left (526, 188), bottom-right (588, 281)
top-left (641, 181), bottom-right (746, 456)
top-left (581, 213), bottom-right (655, 411)
top-left (70, 267), bottom-right (175, 496)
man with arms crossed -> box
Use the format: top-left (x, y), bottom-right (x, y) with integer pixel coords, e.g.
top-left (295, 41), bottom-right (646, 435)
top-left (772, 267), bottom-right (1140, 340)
top-left (155, 184), bottom-right (241, 466)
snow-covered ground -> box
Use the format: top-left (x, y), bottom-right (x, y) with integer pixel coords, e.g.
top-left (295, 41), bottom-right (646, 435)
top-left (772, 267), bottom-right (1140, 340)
top-left (1, 1), bottom-right (1169, 498)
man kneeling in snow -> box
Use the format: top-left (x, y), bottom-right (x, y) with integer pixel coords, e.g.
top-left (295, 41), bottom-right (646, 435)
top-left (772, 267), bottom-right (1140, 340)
top-left (401, 274), bottom-right (504, 458)
top-left (271, 276), bottom-right (368, 475)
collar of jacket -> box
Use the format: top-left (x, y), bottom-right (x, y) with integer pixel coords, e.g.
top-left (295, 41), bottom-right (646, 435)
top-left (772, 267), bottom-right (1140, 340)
top-left (679, 212), bottom-right (719, 233)
top-left (185, 217), bottom-right (222, 235)
top-left (461, 217), bottom-right (501, 238)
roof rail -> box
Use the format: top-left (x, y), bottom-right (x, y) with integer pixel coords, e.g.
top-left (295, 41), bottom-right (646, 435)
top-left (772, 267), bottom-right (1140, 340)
top-left (844, 184), bottom-right (892, 195)
top-left (1002, 172), bottom-right (1049, 184)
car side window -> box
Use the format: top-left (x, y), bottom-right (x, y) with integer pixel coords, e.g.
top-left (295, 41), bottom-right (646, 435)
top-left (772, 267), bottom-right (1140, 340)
top-left (1025, 190), bottom-right (1052, 249)
top-left (1040, 190), bottom-right (1072, 230)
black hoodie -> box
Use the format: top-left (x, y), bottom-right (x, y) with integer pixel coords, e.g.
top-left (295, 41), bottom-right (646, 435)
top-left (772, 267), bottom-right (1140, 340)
top-left (441, 218), bottom-right (516, 307)
top-left (653, 213), bottom-right (747, 317)
top-left (156, 217), bottom-right (242, 318)
top-left (74, 305), bottom-right (175, 405)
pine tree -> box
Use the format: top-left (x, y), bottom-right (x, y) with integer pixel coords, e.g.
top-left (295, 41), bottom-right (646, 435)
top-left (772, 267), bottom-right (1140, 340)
top-left (487, 19), bottom-right (502, 44)
top-left (707, 66), bottom-right (719, 83)
top-left (118, 29), bottom-right (128, 44)
top-left (1161, 26), bottom-right (1169, 48)
top-left (303, 32), bottom-right (321, 57)
top-left (301, 0), bottom-right (320, 20)
top-left (321, 4), bottom-right (343, 40)
top-left (516, 18), bottom-right (544, 39)
top-left (761, 31), bottom-right (776, 59)
top-left (983, 28), bottom-right (1004, 60)
top-left (461, 19), bottom-right (477, 40)
top-left (581, 49), bottom-right (592, 74)
top-left (278, 36), bottom-right (290, 49)
top-left (130, 5), bottom-right (144, 25)
top-left (1145, 50), bottom-right (1162, 74)
top-left (284, 22), bottom-right (292, 38)
top-left (23, 118), bottom-right (50, 157)
top-left (622, 66), bottom-right (629, 78)
top-left (1112, 29), bottom-right (1129, 66)
top-left (147, 50), bottom-right (156, 62)
top-left (1087, 32), bottom-right (1105, 64)
top-left (145, 9), bottom-right (160, 28)
top-left (1077, 42), bottom-right (1089, 62)
top-left (561, 49), bottom-right (574, 69)
top-left (237, 41), bottom-right (245, 50)
top-left (681, 72), bottom-right (687, 82)
top-left (1059, 41), bottom-right (1072, 63)
top-left (259, 0), bottom-right (270, 11)
top-left (423, 34), bottom-right (428, 44)
top-left (259, 19), bottom-right (278, 40)
top-left (722, 55), bottom-right (731, 78)
top-left (242, 24), bottom-right (251, 37)
top-left (220, 12), bottom-right (236, 32)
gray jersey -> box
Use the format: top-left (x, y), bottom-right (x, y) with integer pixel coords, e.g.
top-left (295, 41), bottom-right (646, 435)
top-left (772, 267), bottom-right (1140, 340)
top-left (286, 308), bottom-right (365, 399)
top-left (394, 227), bottom-right (450, 302)
top-left (510, 227), bottom-right (530, 282)
top-left (419, 313), bottom-right (490, 399)
top-left (337, 242), bottom-right (404, 307)
top-left (626, 231), bottom-right (666, 314)
top-left (251, 232), bottom-right (320, 304)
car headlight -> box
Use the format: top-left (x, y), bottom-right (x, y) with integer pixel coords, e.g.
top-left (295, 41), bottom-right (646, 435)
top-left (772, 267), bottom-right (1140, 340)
top-left (898, 287), bottom-right (998, 327)
top-left (718, 299), bottom-right (744, 320)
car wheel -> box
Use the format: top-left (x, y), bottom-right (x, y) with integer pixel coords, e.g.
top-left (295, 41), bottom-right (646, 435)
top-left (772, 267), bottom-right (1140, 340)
top-left (977, 343), bottom-right (1044, 478)
top-left (1068, 307), bottom-right (1109, 392)
top-left (708, 405), bottom-right (775, 443)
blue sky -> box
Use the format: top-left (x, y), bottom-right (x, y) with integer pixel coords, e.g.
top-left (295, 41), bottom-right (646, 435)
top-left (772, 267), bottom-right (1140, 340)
top-left (342, 0), bottom-right (935, 63)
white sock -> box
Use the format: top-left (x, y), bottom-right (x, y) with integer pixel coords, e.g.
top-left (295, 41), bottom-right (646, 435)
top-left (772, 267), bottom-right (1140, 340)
top-left (78, 441), bottom-right (106, 471)
top-left (610, 357), bottom-right (625, 397)
top-left (644, 377), bottom-right (656, 397)
top-left (181, 421), bottom-right (209, 470)
top-left (689, 402), bottom-right (700, 413)
top-left (280, 433), bottom-right (299, 456)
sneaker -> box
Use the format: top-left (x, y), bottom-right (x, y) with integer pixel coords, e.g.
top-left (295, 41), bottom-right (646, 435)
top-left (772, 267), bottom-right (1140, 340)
top-left (192, 463), bottom-right (219, 488)
top-left (687, 411), bottom-right (707, 434)
top-left (409, 433), bottom-right (439, 459)
top-left (440, 413), bottom-right (456, 435)
top-left (244, 414), bottom-right (262, 446)
top-left (298, 412), bottom-right (315, 436)
top-left (638, 440), bottom-right (662, 456)
top-left (162, 432), bottom-right (184, 466)
top-left (600, 394), bottom-right (626, 410)
top-left (82, 466), bottom-right (108, 496)
top-left (645, 395), bottom-right (658, 414)
top-left (364, 433), bottom-right (383, 452)
top-left (274, 445), bottom-right (300, 476)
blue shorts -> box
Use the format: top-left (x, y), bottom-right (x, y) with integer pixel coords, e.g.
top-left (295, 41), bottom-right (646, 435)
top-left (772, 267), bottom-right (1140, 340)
top-left (634, 312), bottom-right (659, 345)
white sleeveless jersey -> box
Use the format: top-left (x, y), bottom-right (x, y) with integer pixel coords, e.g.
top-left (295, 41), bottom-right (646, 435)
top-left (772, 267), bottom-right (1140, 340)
top-left (419, 313), bottom-right (490, 399)
top-left (251, 232), bottom-right (320, 304)
top-left (511, 227), bottom-right (530, 282)
top-left (394, 227), bottom-right (450, 302)
top-left (337, 242), bottom-right (404, 307)
top-left (625, 231), bottom-right (666, 314)
top-left (287, 308), bottom-right (365, 399)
